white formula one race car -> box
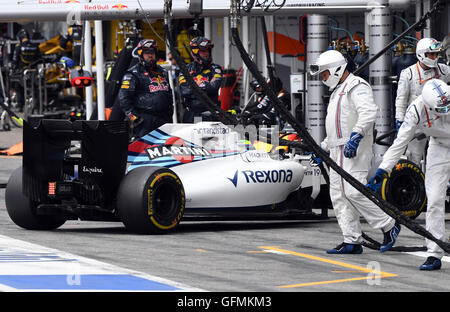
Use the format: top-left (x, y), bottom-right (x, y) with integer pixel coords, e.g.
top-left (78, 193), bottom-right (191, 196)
top-left (122, 122), bottom-right (328, 233)
top-left (5, 120), bottom-right (328, 234)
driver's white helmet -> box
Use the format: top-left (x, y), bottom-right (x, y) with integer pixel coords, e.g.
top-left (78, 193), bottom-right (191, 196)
top-left (416, 38), bottom-right (442, 68)
top-left (422, 79), bottom-right (450, 115)
top-left (310, 50), bottom-right (347, 90)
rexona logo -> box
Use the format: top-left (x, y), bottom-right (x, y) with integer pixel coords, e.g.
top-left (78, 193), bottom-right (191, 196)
top-left (228, 169), bottom-right (293, 187)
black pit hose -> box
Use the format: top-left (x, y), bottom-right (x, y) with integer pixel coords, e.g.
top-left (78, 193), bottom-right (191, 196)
top-left (163, 19), bottom-right (282, 145)
top-left (229, 15), bottom-right (450, 253)
top-left (162, 23), bottom-right (238, 127)
top-left (361, 232), bottom-right (426, 252)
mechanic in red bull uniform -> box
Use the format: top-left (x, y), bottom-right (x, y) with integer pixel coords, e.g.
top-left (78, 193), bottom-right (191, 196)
top-left (119, 39), bottom-right (173, 138)
top-left (178, 36), bottom-right (223, 123)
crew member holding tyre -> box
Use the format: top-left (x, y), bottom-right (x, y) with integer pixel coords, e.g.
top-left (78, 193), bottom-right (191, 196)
top-left (310, 50), bottom-right (400, 255)
top-left (368, 79), bottom-right (450, 271)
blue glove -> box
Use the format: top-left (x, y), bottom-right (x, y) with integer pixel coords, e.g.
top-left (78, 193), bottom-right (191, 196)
top-left (395, 120), bottom-right (403, 132)
top-left (366, 168), bottom-right (388, 192)
top-left (306, 151), bottom-right (323, 166)
top-left (343, 132), bottom-right (363, 158)
top-left (59, 56), bottom-right (75, 68)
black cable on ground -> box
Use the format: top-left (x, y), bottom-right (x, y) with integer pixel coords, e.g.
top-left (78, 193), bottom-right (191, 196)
top-left (361, 232), bottom-right (427, 252)
top-left (228, 0), bottom-right (450, 254)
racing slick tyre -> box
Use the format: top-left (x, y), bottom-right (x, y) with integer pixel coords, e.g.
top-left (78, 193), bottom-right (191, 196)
top-left (117, 166), bottom-right (185, 234)
top-left (5, 167), bottom-right (66, 230)
top-left (379, 159), bottom-right (426, 219)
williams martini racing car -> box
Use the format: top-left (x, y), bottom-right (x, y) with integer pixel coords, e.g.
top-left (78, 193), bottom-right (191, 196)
top-left (5, 119), bottom-right (425, 234)
top-left (5, 119), bottom-right (329, 234)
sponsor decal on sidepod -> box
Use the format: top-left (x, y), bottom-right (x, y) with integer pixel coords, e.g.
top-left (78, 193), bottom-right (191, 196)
top-left (228, 170), bottom-right (293, 187)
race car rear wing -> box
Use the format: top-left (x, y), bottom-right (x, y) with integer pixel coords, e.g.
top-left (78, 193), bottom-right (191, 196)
top-left (22, 119), bottom-right (129, 209)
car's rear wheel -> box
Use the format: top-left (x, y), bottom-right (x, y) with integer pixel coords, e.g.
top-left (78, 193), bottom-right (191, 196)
top-left (117, 166), bottom-right (185, 234)
top-left (5, 167), bottom-right (66, 230)
top-left (380, 159), bottom-right (427, 219)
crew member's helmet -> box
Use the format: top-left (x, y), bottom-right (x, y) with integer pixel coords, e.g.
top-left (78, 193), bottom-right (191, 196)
top-left (422, 79), bottom-right (450, 115)
top-left (17, 29), bottom-right (29, 42)
top-left (416, 38), bottom-right (442, 68)
top-left (190, 36), bottom-right (214, 66)
top-left (250, 79), bottom-right (263, 93)
top-left (310, 50), bottom-right (347, 90)
top-left (136, 39), bottom-right (158, 69)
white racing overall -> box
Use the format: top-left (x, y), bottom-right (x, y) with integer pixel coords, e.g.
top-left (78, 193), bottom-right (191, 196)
top-left (380, 96), bottom-right (450, 259)
top-left (395, 62), bottom-right (450, 165)
top-left (323, 73), bottom-right (396, 244)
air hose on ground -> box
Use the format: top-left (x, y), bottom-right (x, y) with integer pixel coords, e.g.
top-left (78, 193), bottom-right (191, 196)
top-left (161, 0), bottom-right (449, 253)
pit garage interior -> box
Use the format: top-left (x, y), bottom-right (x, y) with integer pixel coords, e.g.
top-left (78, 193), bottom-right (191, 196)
top-left (0, 0), bottom-right (449, 143)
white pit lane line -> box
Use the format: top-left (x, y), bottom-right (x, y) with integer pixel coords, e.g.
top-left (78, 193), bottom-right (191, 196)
top-left (0, 235), bottom-right (204, 292)
top-left (406, 251), bottom-right (450, 263)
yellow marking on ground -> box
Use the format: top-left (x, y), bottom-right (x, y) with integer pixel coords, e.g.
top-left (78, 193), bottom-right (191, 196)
top-left (332, 270), bottom-right (368, 274)
top-left (280, 276), bottom-right (382, 288)
top-left (197, 248), bottom-right (207, 252)
top-left (258, 246), bottom-right (397, 288)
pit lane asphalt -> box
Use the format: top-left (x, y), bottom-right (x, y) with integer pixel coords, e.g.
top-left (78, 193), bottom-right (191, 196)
top-left (1, 125), bottom-right (450, 292)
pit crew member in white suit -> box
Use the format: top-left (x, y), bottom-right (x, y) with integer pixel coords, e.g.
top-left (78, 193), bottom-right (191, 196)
top-left (310, 50), bottom-right (400, 254)
top-left (368, 79), bottom-right (450, 270)
top-left (395, 38), bottom-right (450, 166)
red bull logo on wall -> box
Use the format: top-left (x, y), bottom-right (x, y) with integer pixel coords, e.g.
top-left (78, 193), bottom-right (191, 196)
top-left (38, 0), bottom-right (63, 4)
top-left (83, 3), bottom-right (129, 10)
top-left (84, 4), bottom-right (109, 10)
top-left (112, 4), bottom-right (128, 10)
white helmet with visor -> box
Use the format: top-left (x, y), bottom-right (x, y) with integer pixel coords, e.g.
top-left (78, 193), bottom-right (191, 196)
top-left (422, 79), bottom-right (450, 115)
top-left (310, 50), bottom-right (347, 90)
top-left (416, 38), bottom-right (442, 68)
